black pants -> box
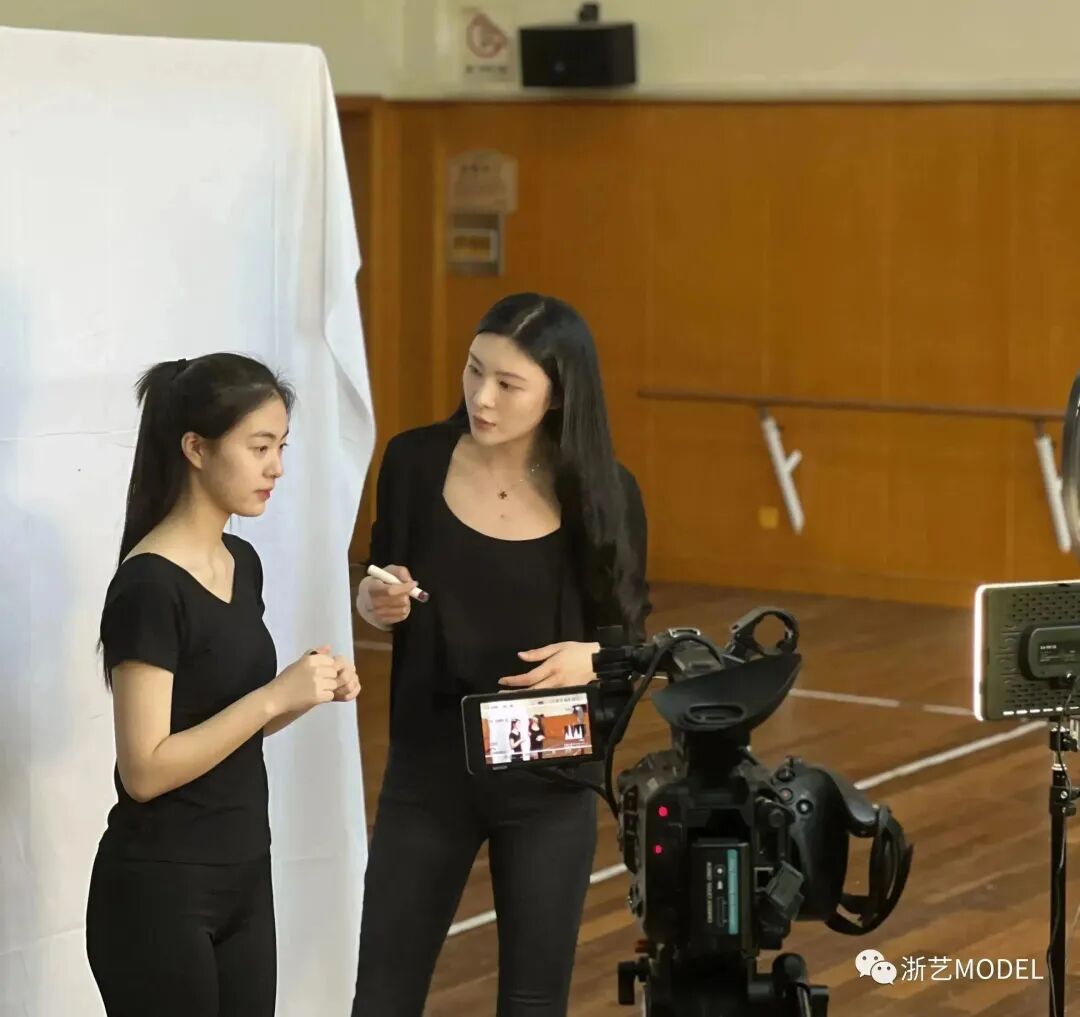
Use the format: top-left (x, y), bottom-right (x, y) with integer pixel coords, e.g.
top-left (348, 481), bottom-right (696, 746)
top-left (86, 851), bottom-right (276, 1017)
top-left (351, 721), bottom-right (597, 1017)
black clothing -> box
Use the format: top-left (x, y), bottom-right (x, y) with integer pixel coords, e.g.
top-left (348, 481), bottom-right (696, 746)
top-left (367, 419), bottom-right (648, 742)
top-left (86, 852), bottom-right (276, 1017)
top-left (88, 533), bottom-right (279, 1016)
top-left (351, 723), bottom-right (596, 1017)
top-left (423, 493), bottom-right (567, 697)
top-left (351, 420), bottom-right (651, 1017)
top-left (96, 533), bottom-right (277, 864)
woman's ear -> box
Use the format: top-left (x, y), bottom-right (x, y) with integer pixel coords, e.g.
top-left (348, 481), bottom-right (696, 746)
top-left (180, 431), bottom-right (207, 470)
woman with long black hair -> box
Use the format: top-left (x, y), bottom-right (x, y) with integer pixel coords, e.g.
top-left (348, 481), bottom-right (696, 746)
top-left (351, 293), bottom-right (650, 1017)
top-left (87, 353), bottom-right (360, 1017)
top-left (528, 715), bottom-right (545, 757)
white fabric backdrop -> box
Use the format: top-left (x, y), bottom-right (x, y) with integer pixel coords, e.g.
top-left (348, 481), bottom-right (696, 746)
top-left (0, 27), bottom-right (373, 1017)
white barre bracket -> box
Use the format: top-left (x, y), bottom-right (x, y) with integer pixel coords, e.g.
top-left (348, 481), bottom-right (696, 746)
top-left (1034, 423), bottom-right (1070, 554)
top-left (759, 407), bottom-right (804, 533)
top-left (756, 411), bottom-right (1069, 550)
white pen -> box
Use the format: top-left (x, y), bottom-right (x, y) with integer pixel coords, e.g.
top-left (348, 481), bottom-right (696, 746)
top-left (366, 564), bottom-right (431, 603)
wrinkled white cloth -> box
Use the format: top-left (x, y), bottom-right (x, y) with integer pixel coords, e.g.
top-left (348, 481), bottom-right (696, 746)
top-left (0, 26), bottom-right (372, 1017)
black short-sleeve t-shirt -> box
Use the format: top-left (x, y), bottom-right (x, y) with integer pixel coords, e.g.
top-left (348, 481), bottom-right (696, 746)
top-left (97, 533), bottom-right (277, 863)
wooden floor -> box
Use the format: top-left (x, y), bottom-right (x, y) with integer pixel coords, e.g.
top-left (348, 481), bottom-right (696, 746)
top-left (351, 580), bottom-right (1080, 1016)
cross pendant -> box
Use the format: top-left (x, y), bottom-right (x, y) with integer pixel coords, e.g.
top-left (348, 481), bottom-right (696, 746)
top-left (498, 491), bottom-right (508, 500)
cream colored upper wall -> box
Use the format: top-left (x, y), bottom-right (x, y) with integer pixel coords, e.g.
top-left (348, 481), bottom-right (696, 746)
top-left (0, 0), bottom-right (400, 95)
top-left (6, 0), bottom-right (1080, 99)
top-left (396, 0), bottom-right (1080, 99)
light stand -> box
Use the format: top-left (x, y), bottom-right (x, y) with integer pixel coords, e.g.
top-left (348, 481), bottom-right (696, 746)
top-left (1049, 714), bottom-right (1080, 1017)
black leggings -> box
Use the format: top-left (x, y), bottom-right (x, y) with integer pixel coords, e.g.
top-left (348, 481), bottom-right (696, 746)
top-left (86, 851), bottom-right (276, 1017)
top-left (351, 723), bottom-right (597, 1017)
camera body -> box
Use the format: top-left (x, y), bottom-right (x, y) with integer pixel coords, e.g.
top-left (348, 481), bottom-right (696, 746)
top-left (619, 746), bottom-right (771, 958)
top-left (617, 741), bottom-right (889, 959)
top-left (619, 746), bottom-right (800, 959)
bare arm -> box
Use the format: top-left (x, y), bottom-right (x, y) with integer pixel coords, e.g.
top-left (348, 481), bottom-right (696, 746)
top-left (112, 662), bottom-right (275, 802)
top-left (112, 652), bottom-right (339, 801)
top-left (263, 705), bottom-right (314, 737)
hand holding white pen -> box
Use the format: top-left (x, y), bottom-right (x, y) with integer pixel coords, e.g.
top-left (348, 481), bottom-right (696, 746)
top-left (358, 564), bottom-right (428, 628)
top-left (366, 564), bottom-right (430, 603)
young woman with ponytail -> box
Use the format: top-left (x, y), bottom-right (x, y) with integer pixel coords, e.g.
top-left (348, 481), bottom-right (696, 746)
top-left (350, 294), bottom-right (651, 1017)
top-left (86, 353), bottom-right (360, 1017)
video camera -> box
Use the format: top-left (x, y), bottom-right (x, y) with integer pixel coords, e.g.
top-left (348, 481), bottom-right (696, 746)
top-left (460, 607), bottom-right (913, 1016)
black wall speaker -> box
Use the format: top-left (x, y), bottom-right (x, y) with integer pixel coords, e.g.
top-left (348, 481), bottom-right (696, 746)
top-left (519, 21), bottom-right (636, 88)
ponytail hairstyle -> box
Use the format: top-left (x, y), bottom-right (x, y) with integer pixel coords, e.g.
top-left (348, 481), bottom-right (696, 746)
top-left (117, 353), bottom-right (295, 567)
top-left (451, 293), bottom-right (649, 640)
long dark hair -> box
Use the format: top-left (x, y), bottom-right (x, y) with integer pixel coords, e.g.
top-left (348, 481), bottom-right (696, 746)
top-left (117, 352), bottom-right (295, 566)
top-left (452, 293), bottom-right (649, 640)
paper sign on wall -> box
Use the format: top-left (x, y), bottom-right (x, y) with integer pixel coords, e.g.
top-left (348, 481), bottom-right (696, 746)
top-left (448, 211), bottom-right (503, 276)
top-left (446, 149), bottom-right (517, 214)
top-left (446, 149), bottom-right (516, 276)
top-left (458, 3), bottom-right (516, 86)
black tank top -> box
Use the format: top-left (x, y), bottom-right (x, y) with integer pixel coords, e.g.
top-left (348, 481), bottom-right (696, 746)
top-left (420, 496), bottom-right (570, 698)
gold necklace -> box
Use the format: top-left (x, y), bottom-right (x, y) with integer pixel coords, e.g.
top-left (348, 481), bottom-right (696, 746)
top-left (496, 462), bottom-right (542, 500)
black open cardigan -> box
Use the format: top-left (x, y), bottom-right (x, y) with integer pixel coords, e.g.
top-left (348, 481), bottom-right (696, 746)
top-left (366, 418), bottom-right (650, 740)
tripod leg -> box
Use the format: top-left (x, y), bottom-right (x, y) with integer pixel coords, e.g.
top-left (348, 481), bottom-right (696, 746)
top-left (773, 953), bottom-right (815, 1017)
top-left (1051, 791), bottom-right (1067, 1017)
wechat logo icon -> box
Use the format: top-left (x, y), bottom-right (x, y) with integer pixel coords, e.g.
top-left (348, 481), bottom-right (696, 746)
top-left (855, 949), bottom-right (897, 986)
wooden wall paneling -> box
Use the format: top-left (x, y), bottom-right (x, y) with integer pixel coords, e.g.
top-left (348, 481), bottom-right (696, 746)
top-left (886, 104), bottom-right (1013, 407)
top-left (646, 105), bottom-right (770, 393)
top-left (1007, 103), bottom-right (1080, 582)
top-left (525, 103), bottom-right (655, 480)
top-left (370, 101), bottom-right (404, 442)
top-left (762, 105), bottom-right (893, 403)
top-left (643, 106), bottom-right (771, 585)
top-left (339, 99), bottom-right (408, 563)
top-left (337, 101), bottom-right (376, 562)
top-left (396, 104), bottom-right (444, 431)
top-left (882, 104), bottom-right (1015, 593)
top-left (1011, 104), bottom-right (1080, 406)
top-left (437, 102), bottom-right (655, 484)
top-left (344, 98), bottom-right (1080, 603)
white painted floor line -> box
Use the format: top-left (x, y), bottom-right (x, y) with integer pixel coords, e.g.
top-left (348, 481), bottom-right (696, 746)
top-left (854, 720), bottom-right (1044, 791)
top-left (921, 704), bottom-right (975, 717)
top-left (446, 910), bottom-right (504, 937)
top-left (589, 863), bottom-right (628, 885)
top-left (789, 688), bottom-right (902, 709)
top-left (445, 719), bottom-right (1045, 938)
top-left (787, 687), bottom-right (973, 716)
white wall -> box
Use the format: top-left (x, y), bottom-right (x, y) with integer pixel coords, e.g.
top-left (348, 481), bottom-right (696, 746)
top-left (0, 0), bottom-right (401, 95)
